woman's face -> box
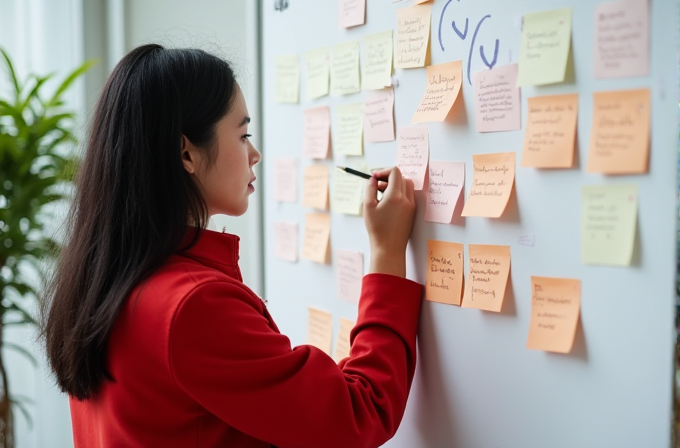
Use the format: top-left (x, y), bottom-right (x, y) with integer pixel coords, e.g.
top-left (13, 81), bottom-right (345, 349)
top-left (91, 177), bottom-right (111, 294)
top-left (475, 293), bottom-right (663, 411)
top-left (183, 85), bottom-right (261, 217)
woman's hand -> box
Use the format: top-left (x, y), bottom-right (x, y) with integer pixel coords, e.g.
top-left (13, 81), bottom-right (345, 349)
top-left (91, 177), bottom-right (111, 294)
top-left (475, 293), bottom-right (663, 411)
top-left (363, 167), bottom-right (416, 278)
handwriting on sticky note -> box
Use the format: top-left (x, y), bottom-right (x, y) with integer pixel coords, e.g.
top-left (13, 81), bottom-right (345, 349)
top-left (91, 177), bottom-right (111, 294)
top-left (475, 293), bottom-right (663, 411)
top-left (331, 41), bottom-right (361, 96)
top-left (338, 0), bottom-right (365, 28)
top-left (581, 184), bottom-right (637, 266)
top-left (517, 8), bottom-right (572, 86)
top-left (526, 276), bottom-right (580, 354)
top-left (274, 158), bottom-right (297, 203)
top-left (301, 213), bottom-right (331, 264)
top-left (302, 165), bottom-right (329, 210)
top-left (274, 221), bottom-right (298, 262)
top-left (595, 0), bottom-right (649, 79)
top-left (364, 89), bottom-right (395, 142)
top-left (412, 61), bottom-right (462, 123)
top-left (587, 88), bottom-right (650, 174)
top-left (461, 152), bottom-right (515, 218)
top-left (462, 245), bottom-right (511, 312)
top-left (396, 126), bottom-right (429, 190)
top-left (334, 103), bottom-right (364, 156)
top-left (275, 54), bottom-right (300, 103)
top-left (333, 317), bottom-right (355, 363)
top-left (302, 107), bottom-right (330, 159)
top-left (335, 249), bottom-right (363, 304)
top-left (424, 161), bottom-right (464, 224)
top-left (362, 31), bottom-right (393, 90)
top-left (307, 307), bottom-right (333, 355)
top-left (521, 93), bottom-right (578, 168)
top-left (474, 64), bottom-right (521, 133)
top-left (332, 165), bottom-right (365, 215)
top-left (395, 4), bottom-right (432, 69)
top-left (426, 240), bottom-right (464, 306)
top-left (306, 46), bottom-right (330, 100)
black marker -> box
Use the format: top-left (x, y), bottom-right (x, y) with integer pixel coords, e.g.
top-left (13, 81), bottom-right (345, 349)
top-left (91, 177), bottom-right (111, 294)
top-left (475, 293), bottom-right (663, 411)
top-left (336, 166), bottom-right (372, 180)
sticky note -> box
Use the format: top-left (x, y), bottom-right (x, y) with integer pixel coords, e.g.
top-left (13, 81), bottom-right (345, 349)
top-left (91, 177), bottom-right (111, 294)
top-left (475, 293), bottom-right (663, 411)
top-left (517, 8), bottom-right (572, 86)
top-left (364, 88), bottom-right (395, 142)
top-left (594, 0), bottom-right (649, 79)
top-left (302, 106), bottom-right (331, 159)
top-left (305, 46), bottom-right (330, 99)
top-left (335, 249), bottom-right (364, 304)
top-left (301, 213), bottom-right (331, 264)
top-left (334, 103), bottom-right (364, 156)
top-left (521, 93), bottom-right (579, 168)
top-left (581, 184), bottom-right (637, 266)
top-left (302, 165), bottom-right (329, 210)
top-left (396, 126), bottom-right (429, 190)
top-left (338, 0), bottom-right (365, 29)
top-left (395, 4), bottom-right (432, 69)
top-left (275, 54), bottom-right (300, 103)
top-left (462, 245), bottom-right (511, 312)
top-left (307, 307), bottom-right (333, 355)
top-left (412, 60), bottom-right (463, 123)
top-left (274, 158), bottom-right (297, 202)
top-left (362, 30), bottom-right (393, 90)
top-left (461, 152), bottom-right (515, 218)
top-left (426, 240), bottom-right (464, 306)
top-left (586, 88), bottom-right (650, 174)
top-left (333, 317), bottom-right (355, 363)
top-left (331, 41), bottom-right (361, 96)
top-left (332, 165), bottom-right (365, 215)
top-left (273, 221), bottom-right (298, 262)
top-left (424, 161), bottom-right (465, 224)
top-left (526, 276), bottom-right (581, 354)
top-left (474, 64), bottom-right (521, 133)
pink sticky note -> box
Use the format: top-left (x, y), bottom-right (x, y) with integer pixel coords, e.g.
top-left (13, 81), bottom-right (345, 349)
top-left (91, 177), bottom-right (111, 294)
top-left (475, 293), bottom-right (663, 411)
top-left (338, 0), bottom-right (366, 29)
top-left (474, 64), bottom-right (521, 133)
top-left (274, 221), bottom-right (298, 262)
top-left (335, 249), bottom-right (364, 304)
top-left (303, 106), bottom-right (331, 159)
top-left (396, 126), bottom-right (429, 190)
top-left (364, 88), bottom-right (395, 143)
top-left (274, 158), bottom-right (297, 202)
top-left (425, 161), bottom-right (465, 223)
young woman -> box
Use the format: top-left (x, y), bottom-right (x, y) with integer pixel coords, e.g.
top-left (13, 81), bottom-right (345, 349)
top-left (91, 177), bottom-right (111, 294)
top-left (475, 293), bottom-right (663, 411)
top-left (43, 44), bottom-right (422, 448)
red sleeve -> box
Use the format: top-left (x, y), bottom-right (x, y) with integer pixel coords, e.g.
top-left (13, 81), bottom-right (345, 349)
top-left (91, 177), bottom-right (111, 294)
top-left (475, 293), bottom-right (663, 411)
top-left (169, 273), bottom-right (422, 448)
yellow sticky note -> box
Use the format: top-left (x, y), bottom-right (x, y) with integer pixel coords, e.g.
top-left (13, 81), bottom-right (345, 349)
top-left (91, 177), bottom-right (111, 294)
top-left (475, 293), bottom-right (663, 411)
top-left (334, 103), bottom-right (364, 156)
top-left (521, 93), bottom-right (579, 168)
top-left (301, 213), bottom-right (331, 264)
top-left (395, 4), bottom-right (431, 69)
top-left (461, 152), bottom-right (515, 218)
top-left (426, 240), bottom-right (464, 306)
top-left (331, 41), bottom-right (361, 96)
top-left (362, 30), bottom-right (393, 90)
top-left (462, 245), bottom-right (511, 312)
top-left (333, 317), bottom-right (355, 363)
top-left (307, 307), bottom-right (333, 355)
top-left (517, 8), bottom-right (572, 86)
top-left (587, 88), bottom-right (650, 174)
top-left (412, 60), bottom-right (463, 123)
top-left (332, 164), bottom-right (366, 215)
top-left (306, 46), bottom-right (330, 100)
top-left (275, 54), bottom-right (300, 103)
top-left (526, 276), bottom-right (581, 354)
top-left (302, 165), bottom-right (329, 210)
top-left (582, 184), bottom-right (637, 266)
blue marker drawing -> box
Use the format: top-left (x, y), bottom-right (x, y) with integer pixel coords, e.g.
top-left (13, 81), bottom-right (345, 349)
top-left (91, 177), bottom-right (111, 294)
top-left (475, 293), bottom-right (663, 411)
top-left (452, 18), bottom-right (469, 40)
top-left (438, 0), bottom-right (457, 52)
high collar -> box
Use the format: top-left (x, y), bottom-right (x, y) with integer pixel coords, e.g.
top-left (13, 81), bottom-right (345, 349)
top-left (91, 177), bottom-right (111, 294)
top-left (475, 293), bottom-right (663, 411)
top-left (178, 227), bottom-right (241, 270)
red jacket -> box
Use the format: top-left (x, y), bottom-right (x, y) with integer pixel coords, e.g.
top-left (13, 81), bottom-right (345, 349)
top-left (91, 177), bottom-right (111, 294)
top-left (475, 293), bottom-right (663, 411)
top-left (70, 229), bottom-right (422, 448)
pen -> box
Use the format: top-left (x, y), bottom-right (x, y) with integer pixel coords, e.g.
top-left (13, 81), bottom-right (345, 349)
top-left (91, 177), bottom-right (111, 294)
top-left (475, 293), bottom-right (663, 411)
top-left (336, 166), bottom-right (372, 180)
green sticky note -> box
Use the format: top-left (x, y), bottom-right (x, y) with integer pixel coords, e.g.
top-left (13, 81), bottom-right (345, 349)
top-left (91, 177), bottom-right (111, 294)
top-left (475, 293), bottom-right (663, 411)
top-left (517, 8), bottom-right (572, 86)
top-left (581, 184), bottom-right (638, 266)
top-left (332, 164), bottom-right (367, 215)
top-left (334, 102), bottom-right (364, 156)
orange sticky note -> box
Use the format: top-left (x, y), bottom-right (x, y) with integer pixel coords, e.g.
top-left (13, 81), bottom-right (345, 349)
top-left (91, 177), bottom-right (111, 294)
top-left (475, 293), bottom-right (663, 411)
top-left (587, 88), bottom-right (650, 174)
top-left (274, 158), bottom-right (297, 202)
top-left (301, 213), bottom-right (331, 264)
top-left (521, 94), bottom-right (579, 168)
top-left (461, 152), bottom-right (515, 218)
top-left (396, 126), bottom-right (429, 190)
top-left (307, 307), bottom-right (333, 355)
top-left (303, 106), bottom-right (331, 159)
top-left (412, 61), bottom-right (462, 123)
top-left (273, 221), bottom-right (298, 262)
top-left (333, 317), bottom-right (355, 363)
top-left (395, 4), bottom-right (432, 69)
top-left (302, 165), bottom-right (329, 210)
top-left (526, 276), bottom-right (581, 354)
top-left (426, 240), bottom-right (464, 305)
top-left (462, 245), bottom-right (511, 312)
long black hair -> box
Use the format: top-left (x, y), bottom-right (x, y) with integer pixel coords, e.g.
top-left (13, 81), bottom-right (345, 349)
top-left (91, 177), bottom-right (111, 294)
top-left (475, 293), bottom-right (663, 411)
top-left (41, 44), bottom-right (237, 400)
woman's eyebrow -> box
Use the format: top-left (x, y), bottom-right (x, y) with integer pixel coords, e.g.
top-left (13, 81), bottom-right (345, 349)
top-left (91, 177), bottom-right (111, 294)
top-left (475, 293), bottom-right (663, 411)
top-left (239, 116), bottom-right (251, 126)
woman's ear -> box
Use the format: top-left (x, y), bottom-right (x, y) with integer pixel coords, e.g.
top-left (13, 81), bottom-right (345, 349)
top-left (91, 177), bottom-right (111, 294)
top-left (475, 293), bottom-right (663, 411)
top-left (181, 135), bottom-right (199, 174)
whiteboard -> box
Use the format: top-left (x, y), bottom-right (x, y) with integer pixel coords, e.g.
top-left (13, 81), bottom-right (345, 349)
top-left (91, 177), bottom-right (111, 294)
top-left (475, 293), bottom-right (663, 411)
top-left (261, 1), bottom-right (678, 447)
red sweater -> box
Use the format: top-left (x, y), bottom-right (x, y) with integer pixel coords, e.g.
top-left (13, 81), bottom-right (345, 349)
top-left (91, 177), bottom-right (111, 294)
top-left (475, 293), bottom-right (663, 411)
top-left (70, 230), bottom-right (422, 448)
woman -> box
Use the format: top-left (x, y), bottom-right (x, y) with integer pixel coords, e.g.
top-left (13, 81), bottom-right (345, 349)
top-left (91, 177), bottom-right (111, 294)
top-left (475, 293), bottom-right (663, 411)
top-left (43, 44), bottom-right (422, 448)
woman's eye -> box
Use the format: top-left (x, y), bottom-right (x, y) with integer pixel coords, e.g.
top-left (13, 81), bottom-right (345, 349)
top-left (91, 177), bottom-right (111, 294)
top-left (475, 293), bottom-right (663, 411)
top-left (242, 134), bottom-right (252, 140)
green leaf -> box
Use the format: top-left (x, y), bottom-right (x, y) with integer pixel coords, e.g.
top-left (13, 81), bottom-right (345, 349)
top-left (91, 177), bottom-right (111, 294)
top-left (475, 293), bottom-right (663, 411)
top-left (10, 395), bottom-right (33, 430)
top-left (3, 342), bottom-right (37, 368)
top-left (46, 59), bottom-right (96, 108)
top-left (0, 48), bottom-right (21, 95)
